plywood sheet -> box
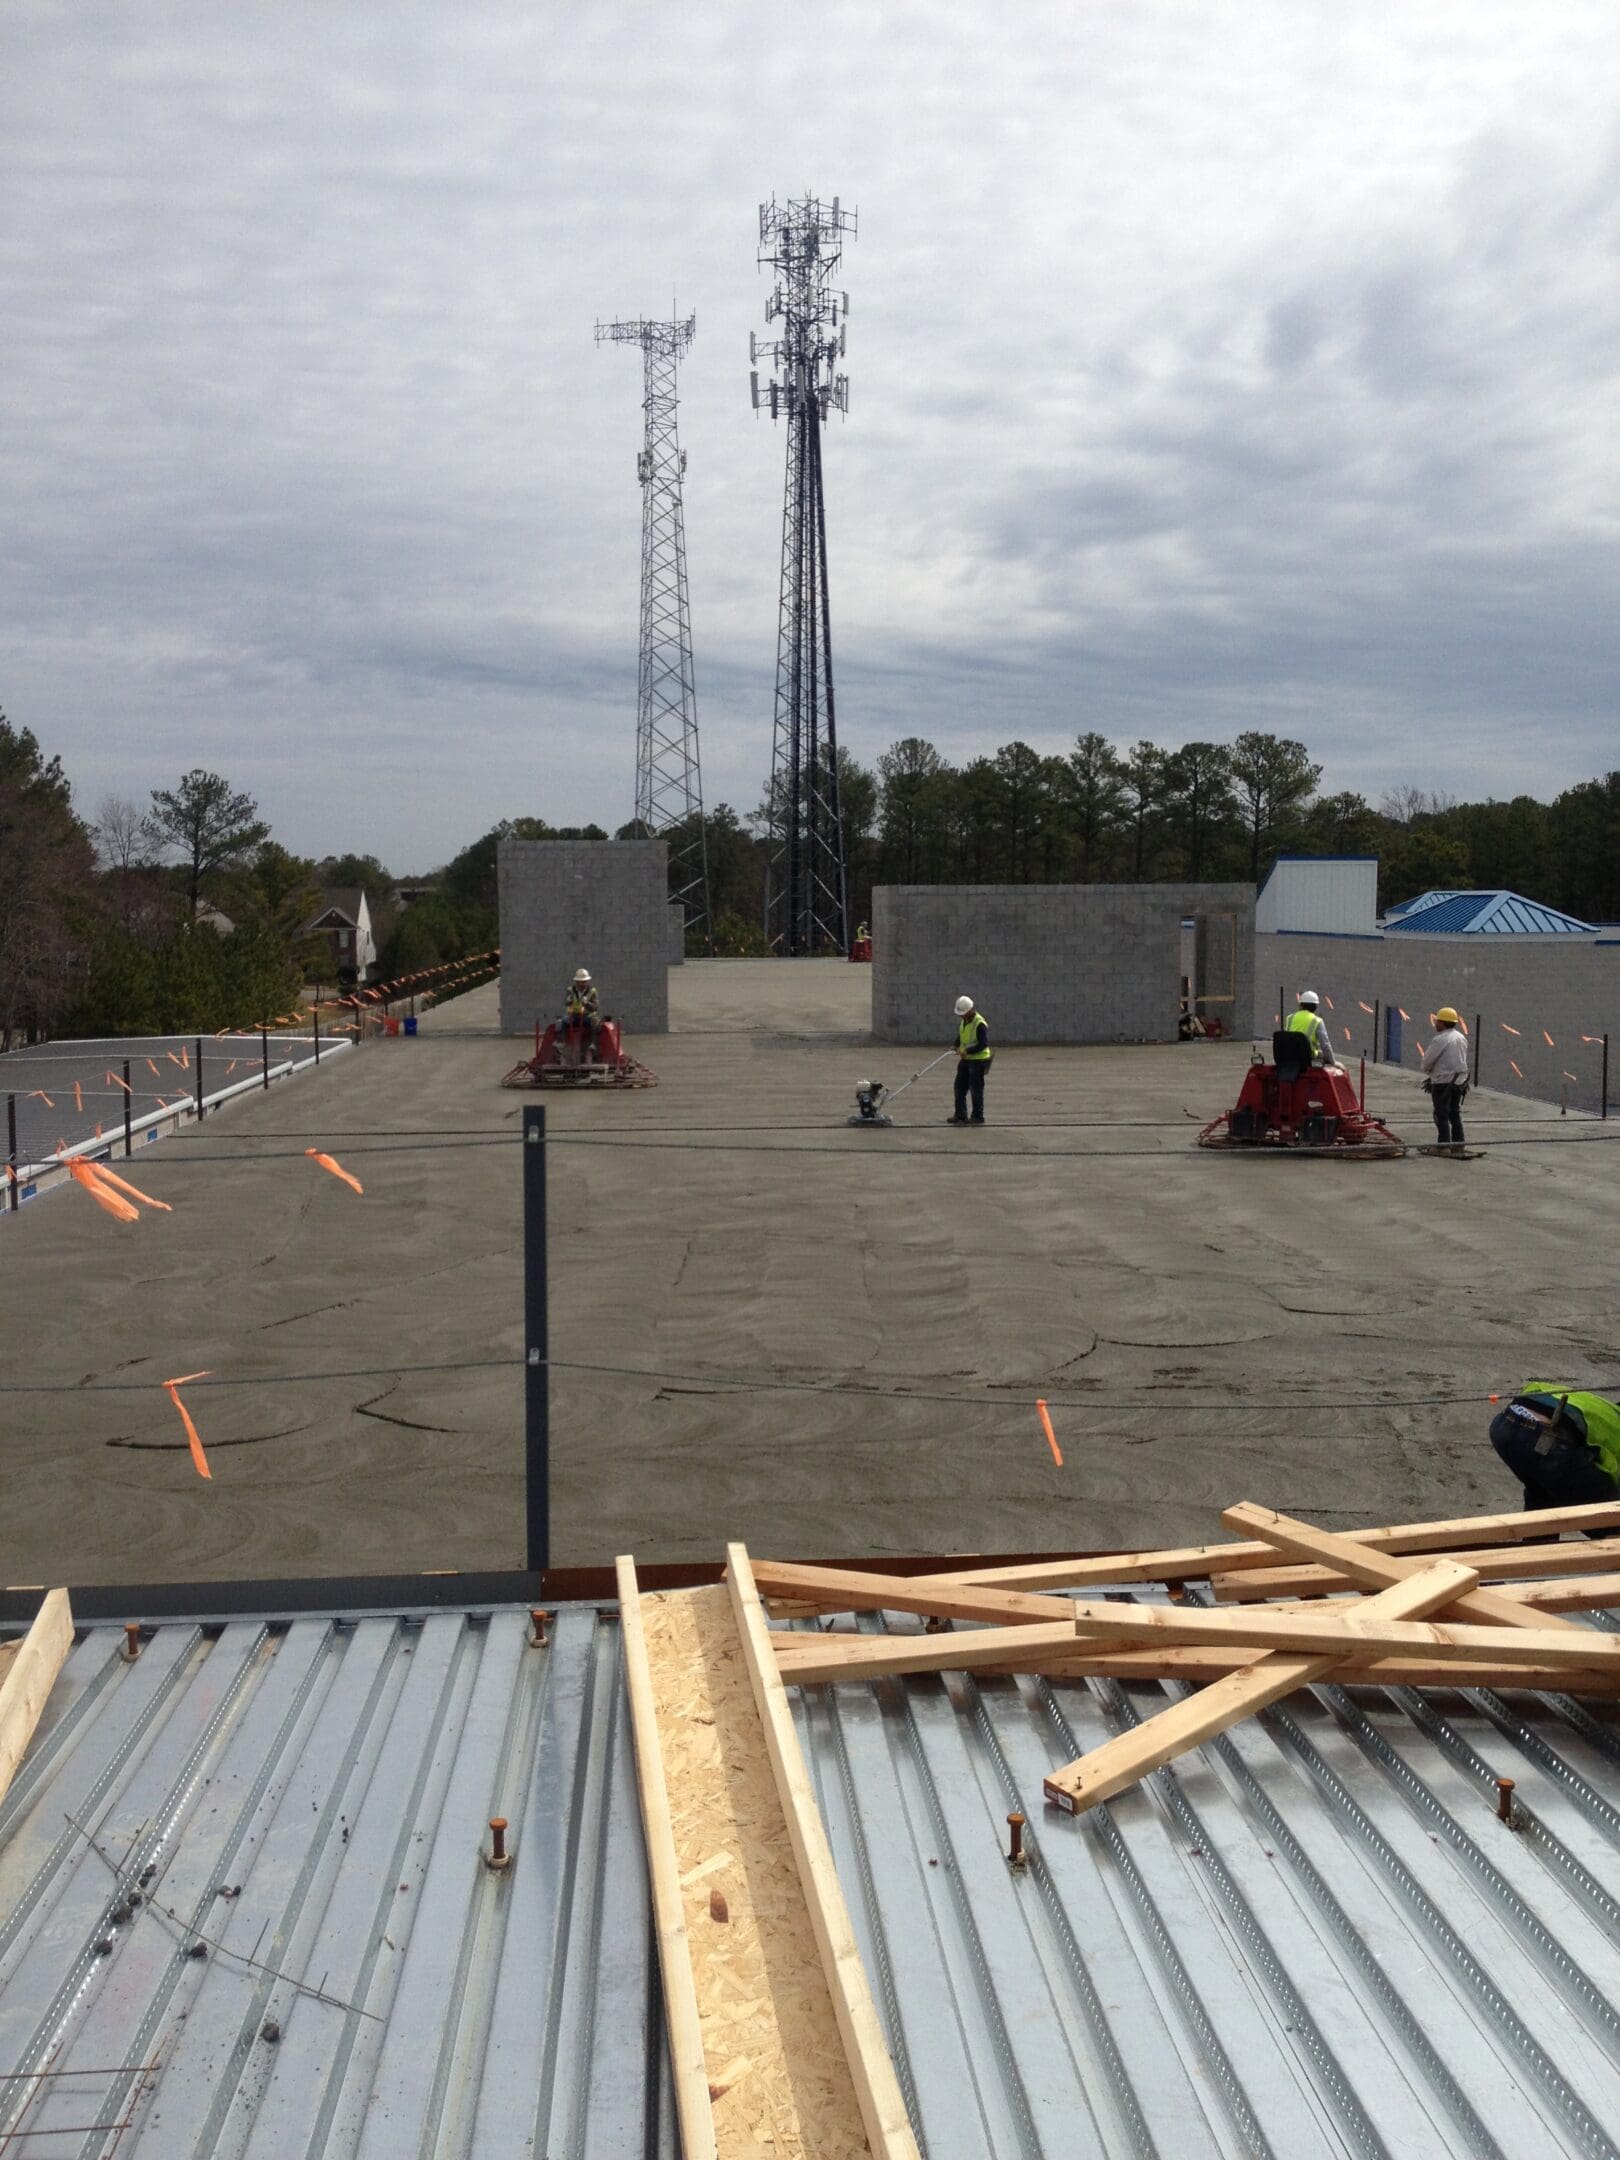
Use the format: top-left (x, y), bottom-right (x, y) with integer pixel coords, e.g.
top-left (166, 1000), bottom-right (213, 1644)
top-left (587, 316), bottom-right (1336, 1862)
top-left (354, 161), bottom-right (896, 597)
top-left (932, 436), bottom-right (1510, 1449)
top-left (639, 1584), bottom-right (873, 2159)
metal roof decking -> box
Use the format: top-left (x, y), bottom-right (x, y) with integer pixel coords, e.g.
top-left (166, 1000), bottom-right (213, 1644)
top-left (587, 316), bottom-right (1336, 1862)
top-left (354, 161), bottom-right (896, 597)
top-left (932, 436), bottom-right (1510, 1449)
top-left (6, 1593), bottom-right (1620, 2155)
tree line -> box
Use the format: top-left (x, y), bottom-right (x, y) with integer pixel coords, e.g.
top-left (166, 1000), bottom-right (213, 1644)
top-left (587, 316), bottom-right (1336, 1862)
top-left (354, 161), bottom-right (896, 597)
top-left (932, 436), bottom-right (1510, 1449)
top-left (6, 704), bottom-right (1617, 1041)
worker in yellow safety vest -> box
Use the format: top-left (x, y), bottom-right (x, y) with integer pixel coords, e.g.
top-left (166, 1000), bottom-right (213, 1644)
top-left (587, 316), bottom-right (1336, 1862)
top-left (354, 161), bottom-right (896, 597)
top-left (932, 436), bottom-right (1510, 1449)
top-left (1490, 1385), bottom-right (1620, 1518)
top-left (1284, 990), bottom-right (1339, 1069)
top-left (948, 995), bottom-right (992, 1125)
top-left (565, 968), bottom-right (602, 1055)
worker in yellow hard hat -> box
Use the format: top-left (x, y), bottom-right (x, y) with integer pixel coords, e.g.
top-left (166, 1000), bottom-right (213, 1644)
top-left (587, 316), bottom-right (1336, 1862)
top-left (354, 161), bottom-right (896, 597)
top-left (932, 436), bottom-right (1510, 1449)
top-left (1420, 1006), bottom-right (1469, 1152)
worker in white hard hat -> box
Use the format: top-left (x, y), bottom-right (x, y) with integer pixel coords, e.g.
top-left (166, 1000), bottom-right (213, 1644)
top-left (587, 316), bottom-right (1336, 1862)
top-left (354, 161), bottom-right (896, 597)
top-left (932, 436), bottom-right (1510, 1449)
top-left (565, 967), bottom-right (602, 1055)
top-left (948, 994), bottom-right (992, 1125)
top-left (1283, 989), bottom-right (1339, 1070)
top-left (1420, 1006), bottom-right (1470, 1152)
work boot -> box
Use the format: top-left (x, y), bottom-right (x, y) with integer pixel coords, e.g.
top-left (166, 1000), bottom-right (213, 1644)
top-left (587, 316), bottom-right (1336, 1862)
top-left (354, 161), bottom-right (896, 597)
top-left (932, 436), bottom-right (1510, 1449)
top-left (945, 1114), bottom-right (967, 1125)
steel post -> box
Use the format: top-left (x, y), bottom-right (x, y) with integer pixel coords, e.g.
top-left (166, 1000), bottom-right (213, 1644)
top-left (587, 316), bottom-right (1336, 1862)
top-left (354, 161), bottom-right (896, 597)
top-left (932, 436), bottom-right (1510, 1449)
top-left (523, 1105), bottom-right (550, 1574)
top-left (1372, 999), bottom-right (1381, 1064)
top-left (261, 1026), bottom-right (270, 1090)
top-left (1604, 1033), bottom-right (1610, 1121)
top-left (123, 1059), bottom-right (132, 1157)
top-left (314, 1004), bottom-right (321, 1063)
top-left (194, 1036), bottom-right (204, 1121)
top-left (6, 1094), bottom-right (17, 1212)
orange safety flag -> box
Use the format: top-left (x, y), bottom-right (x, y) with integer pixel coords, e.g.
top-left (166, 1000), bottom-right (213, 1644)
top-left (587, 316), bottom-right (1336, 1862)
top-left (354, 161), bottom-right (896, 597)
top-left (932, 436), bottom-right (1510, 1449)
top-left (72, 1081), bottom-right (83, 1113)
top-left (93, 1163), bottom-right (172, 1213)
top-left (1583, 1035), bottom-right (1604, 1044)
top-left (105, 1071), bottom-right (133, 1094)
top-left (1543, 1030), bottom-right (1556, 1048)
top-left (29, 1089), bottom-right (54, 1108)
top-left (1564, 1071), bottom-right (1578, 1083)
top-left (306, 1148), bottom-right (364, 1195)
top-left (1397, 1008), bottom-right (1409, 1021)
top-left (167, 1051), bottom-right (184, 1068)
top-left (1035, 1398), bottom-right (1063, 1468)
top-left (163, 1372), bottom-right (213, 1479)
top-left (67, 1159), bottom-right (139, 1222)
top-left (95, 1121), bottom-right (102, 1139)
top-left (147, 1058), bottom-right (161, 1076)
top-left (225, 1059), bottom-right (237, 1075)
top-left (1341, 1028), bottom-right (1352, 1042)
top-left (1501, 1022), bottom-right (1521, 1036)
top-left (1510, 1059), bottom-right (1524, 1078)
top-left (1358, 1001), bottom-right (1376, 1015)
top-left (181, 1045), bottom-right (190, 1068)
top-left (1323, 994), bottom-right (1335, 1010)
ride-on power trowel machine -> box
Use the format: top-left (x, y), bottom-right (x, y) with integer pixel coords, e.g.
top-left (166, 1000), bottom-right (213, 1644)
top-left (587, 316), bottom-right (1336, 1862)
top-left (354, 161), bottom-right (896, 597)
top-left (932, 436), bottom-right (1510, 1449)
top-left (1197, 1027), bottom-right (1403, 1158)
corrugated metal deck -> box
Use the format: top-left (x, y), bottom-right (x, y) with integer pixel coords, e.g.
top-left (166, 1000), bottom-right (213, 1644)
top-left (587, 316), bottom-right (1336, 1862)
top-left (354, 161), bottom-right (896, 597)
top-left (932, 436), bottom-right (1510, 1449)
top-left (794, 1601), bottom-right (1620, 2160)
top-left (0, 1607), bottom-right (674, 2159)
top-left (6, 1593), bottom-right (1620, 2156)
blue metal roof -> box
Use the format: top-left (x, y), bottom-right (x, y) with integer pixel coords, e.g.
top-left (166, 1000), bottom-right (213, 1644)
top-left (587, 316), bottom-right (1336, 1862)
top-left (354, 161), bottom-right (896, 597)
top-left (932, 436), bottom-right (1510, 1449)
top-left (1385, 890), bottom-right (1597, 935)
top-left (8, 1591), bottom-right (1620, 2156)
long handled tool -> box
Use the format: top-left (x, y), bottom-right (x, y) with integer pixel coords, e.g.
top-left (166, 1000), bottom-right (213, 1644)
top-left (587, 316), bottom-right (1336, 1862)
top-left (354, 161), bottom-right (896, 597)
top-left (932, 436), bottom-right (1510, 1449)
top-left (848, 1048), bottom-right (953, 1127)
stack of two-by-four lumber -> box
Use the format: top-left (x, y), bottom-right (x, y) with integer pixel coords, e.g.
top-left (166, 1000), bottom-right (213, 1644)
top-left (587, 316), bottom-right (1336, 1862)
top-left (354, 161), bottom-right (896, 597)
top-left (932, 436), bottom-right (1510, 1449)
top-left (756, 1498), bottom-right (1620, 1820)
top-left (617, 1547), bottom-right (919, 2160)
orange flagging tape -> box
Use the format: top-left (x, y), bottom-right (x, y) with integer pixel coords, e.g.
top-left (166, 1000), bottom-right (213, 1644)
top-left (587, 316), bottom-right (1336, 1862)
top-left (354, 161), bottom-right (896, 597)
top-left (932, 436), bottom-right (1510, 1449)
top-left (1358, 1001), bottom-right (1376, 1015)
top-left (163, 1373), bottom-right (213, 1479)
top-left (1543, 1030), bottom-right (1556, 1048)
top-left (167, 1051), bottom-right (184, 1069)
top-left (1584, 1035), bottom-right (1605, 1044)
top-left (1564, 1071), bottom-right (1578, 1083)
top-left (93, 1164), bottom-right (171, 1213)
top-left (1501, 1022), bottom-right (1521, 1035)
top-left (1397, 1008), bottom-right (1409, 1021)
top-left (1342, 1028), bottom-right (1352, 1042)
top-left (1036, 1398), bottom-right (1063, 1468)
top-left (105, 1071), bottom-right (133, 1094)
top-left (73, 1081), bottom-right (83, 1113)
top-left (67, 1160), bottom-right (139, 1222)
top-left (307, 1149), bottom-right (364, 1195)
top-left (1510, 1059), bottom-right (1524, 1078)
top-left (147, 1058), bottom-right (161, 1076)
top-left (1323, 995), bottom-right (1335, 1010)
top-left (29, 1089), bottom-right (54, 1108)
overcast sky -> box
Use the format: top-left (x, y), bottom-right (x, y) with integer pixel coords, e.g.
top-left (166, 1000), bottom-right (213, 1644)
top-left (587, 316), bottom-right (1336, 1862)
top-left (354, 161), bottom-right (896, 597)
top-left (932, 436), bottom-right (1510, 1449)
top-left (5, 3), bottom-right (1618, 867)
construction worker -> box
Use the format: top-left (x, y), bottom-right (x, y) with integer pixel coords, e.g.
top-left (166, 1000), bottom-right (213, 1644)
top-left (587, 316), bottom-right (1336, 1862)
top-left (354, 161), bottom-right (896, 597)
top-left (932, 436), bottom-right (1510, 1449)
top-left (1420, 1007), bottom-right (1469, 1151)
top-left (566, 967), bottom-right (601, 1056)
top-left (1489, 1384), bottom-right (1620, 1516)
top-left (1284, 990), bottom-right (1339, 1069)
top-left (949, 994), bottom-right (992, 1125)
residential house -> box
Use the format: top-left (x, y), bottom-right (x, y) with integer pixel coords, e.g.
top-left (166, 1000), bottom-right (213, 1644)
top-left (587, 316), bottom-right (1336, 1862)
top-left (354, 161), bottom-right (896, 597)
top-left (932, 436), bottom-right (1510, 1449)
top-left (302, 888), bottom-right (377, 984)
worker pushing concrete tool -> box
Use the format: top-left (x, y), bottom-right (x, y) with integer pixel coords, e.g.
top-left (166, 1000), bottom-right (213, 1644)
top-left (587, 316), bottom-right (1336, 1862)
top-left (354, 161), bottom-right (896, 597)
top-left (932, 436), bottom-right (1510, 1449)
top-left (848, 1049), bottom-right (953, 1127)
top-left (948, 994), bottom-right (992, 1125)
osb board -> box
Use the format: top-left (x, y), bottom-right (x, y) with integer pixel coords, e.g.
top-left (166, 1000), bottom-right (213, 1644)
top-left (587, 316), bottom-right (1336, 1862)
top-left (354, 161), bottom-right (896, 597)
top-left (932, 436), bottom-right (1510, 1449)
top-left (639, 1584), bottom-right (874, 2160)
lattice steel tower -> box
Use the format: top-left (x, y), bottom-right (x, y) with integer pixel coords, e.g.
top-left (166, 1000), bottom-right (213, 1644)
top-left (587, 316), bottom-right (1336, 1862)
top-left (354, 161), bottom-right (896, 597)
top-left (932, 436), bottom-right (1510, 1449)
top-left (751, 195), bottom-right (855, 955)
top-left (596, 309), bottom-right (710, 941)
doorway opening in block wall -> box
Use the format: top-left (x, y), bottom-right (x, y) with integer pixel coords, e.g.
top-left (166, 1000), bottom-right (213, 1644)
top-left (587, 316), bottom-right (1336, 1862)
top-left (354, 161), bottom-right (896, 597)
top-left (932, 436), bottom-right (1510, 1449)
top-left (1178, 913), bottom-right (1238, 1040)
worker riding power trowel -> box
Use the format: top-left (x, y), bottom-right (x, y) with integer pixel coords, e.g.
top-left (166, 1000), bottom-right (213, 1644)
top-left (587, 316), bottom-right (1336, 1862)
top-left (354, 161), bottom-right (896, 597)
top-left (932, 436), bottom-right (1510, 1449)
top-left (847, 1049), bottom-right (953, 1128)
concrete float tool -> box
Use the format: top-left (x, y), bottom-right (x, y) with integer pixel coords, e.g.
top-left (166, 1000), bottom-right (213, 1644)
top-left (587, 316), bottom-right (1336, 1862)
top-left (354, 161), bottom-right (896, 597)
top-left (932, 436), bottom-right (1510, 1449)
top-left (847, 1048), bottom-right (952, 1127)
top-left (1197, 1028), bottom-right (1404, 1159)
top-left (502, 1012), bottom-right (658, 1089)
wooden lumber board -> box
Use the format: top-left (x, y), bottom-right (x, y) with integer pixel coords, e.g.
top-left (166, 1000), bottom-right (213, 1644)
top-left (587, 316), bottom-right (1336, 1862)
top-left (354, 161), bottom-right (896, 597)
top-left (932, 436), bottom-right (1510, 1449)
top-left (727, 1547), bottom-right (921, 2160)
top-left (615, 1559), bottom-right (718, 2160)
top-left (1061, 1595), bottom-right (1616, 1668)
top-left (1221, 1506), bottom-right (1592, 1633)
top-left (634, 1580), bottom-right (877, 2158)
top-left (905, 1500), bottom-right (1620, 1595)
top-left (748, 1558), bottom-right (1074, 1629)
top-left (771, 1628), bottom-right (1620, 1695)
top-left (1213, 1534), bottom-right (1620, 1603)
top-left (1044, 1561), bottom-right (1479, 1814)
top-left (1205, 1574), bottom-right (1620, 1617)
top-left (0, 1590), bottom-right (72, 1809)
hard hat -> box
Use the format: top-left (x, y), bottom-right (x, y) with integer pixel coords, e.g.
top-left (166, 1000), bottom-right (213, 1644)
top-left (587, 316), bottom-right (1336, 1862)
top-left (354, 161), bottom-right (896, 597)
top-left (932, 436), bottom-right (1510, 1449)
top-left (573, 968), bottom-right (592, 985)
top-left (1297, 989), bottom-right (1320, 1007)
top-left (1435, 1005), bottom-right (1459, 1025)
top-left (954, 995), bottom-right (974, 1016)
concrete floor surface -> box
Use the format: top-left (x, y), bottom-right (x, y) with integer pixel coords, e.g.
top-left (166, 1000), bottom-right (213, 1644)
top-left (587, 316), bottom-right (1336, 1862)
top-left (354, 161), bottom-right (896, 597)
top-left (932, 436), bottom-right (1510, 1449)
top-left (2, 959), bottom-right (1617, 1585)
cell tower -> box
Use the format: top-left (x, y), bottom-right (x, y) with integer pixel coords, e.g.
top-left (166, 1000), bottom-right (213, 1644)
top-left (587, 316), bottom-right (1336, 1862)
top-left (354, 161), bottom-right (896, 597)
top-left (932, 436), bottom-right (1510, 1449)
top-left (751, 195), bottom-right (856, 956)
top-left (595, 309), bottom-right (710, 942)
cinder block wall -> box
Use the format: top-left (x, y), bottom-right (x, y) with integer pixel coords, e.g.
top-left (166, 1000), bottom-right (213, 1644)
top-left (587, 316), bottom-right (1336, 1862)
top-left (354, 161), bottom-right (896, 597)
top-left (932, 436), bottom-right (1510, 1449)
top-left (1259, 931), bottom-right (1620, 1113)
top-left (668, 901), bottom-right (685, 965)
top-left (498, 840), bottom-right (670, 1036)
top-left (873, 884), bottom-right (1255, 1044)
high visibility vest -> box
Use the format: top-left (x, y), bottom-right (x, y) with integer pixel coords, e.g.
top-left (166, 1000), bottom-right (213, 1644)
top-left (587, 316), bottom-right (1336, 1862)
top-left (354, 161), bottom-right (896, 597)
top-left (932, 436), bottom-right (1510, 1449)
top-left (567, 988), bottom-right (599, 1020)
top-left (1522, 1384), bottom-right (1620, 1481)
top-left (1286, 1008), bottom-right (1326, 1058)
top-left (958, 1009), bottom-right (991, 1060)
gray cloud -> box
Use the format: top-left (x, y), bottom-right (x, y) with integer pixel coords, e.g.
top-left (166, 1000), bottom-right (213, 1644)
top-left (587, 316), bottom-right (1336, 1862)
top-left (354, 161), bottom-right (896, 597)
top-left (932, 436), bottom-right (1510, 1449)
top-left (4, 1), bottom-right (1619, 864)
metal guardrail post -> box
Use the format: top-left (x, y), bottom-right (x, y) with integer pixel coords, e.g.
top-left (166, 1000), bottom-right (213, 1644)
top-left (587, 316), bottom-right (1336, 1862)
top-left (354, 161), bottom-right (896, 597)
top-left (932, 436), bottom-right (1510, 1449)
top-left (524, 1104), bottom-right (550, 1574)
top-left (194, 1036), bottom-right (205, 1121)
top-left (6, 1094), bottom-right (16, 1212)
top-left (123, 1059), bottom-right (132, 1156)
top-left (261, 1026), bottom-right (270, 1090)
top-left (314, 1004), bottom-right (321, 1063)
